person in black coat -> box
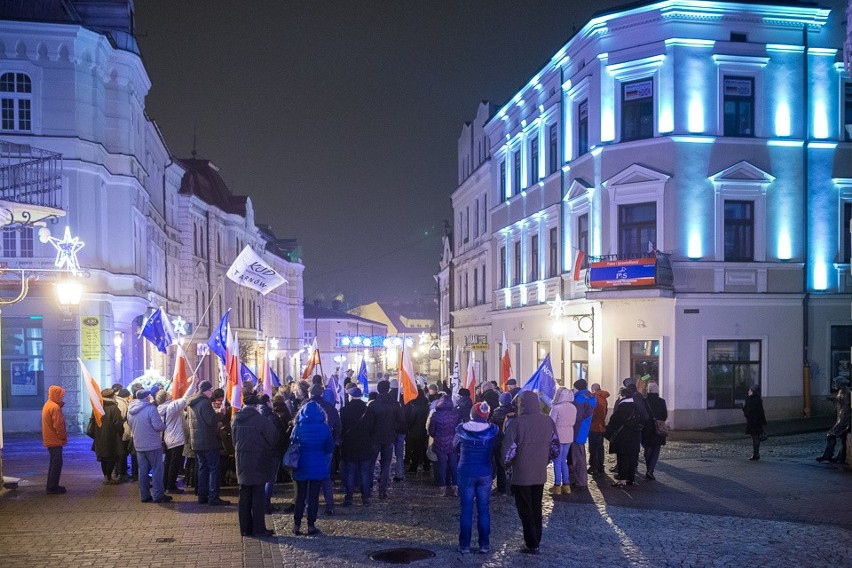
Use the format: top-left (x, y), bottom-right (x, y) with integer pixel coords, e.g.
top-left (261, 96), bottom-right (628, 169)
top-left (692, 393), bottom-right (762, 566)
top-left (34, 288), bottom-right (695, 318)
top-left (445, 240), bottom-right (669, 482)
top-left (641, 382), bottom-right (668, 480)
top-left (606, 383), bottom-right (645, 487)
top-left (742, 384), bottom-right (767, 461)
top-left (456, 389), bottom-right (473, 424)
top-left (367, 380), bottom-right (405, 498)
top-left (87, 389), bottom-right (124, 485)
top-left (339, 387), bottom-right (376, 506)
top-left (232, 393), bottom-right (279, 537)
top-left (405, 389), bottom-right (430, 474)
top-left (262, 394), bottom-right (291, 513)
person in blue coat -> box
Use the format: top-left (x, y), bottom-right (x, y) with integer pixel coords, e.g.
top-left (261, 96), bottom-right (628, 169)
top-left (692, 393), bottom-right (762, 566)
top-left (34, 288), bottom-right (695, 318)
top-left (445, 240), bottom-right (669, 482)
top-left (570, 379), bottom-right (596, 488)
top-left (454, 402), bottom-right (498, 554)
top-left (291, 400), bottom-right (333, 535)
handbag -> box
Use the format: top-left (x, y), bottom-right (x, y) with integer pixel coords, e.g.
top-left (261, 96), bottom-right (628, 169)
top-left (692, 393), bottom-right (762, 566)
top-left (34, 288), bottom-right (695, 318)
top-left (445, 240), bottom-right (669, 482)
top-left (282, 441), bottom-right (300, 469)
top-left (654, 419), bottom-right (669, 437)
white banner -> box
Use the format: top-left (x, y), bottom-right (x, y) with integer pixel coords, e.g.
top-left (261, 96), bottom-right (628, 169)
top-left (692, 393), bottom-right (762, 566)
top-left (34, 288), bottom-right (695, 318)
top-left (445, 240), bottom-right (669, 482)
top-left (226, 246), bottom-right (287, 295)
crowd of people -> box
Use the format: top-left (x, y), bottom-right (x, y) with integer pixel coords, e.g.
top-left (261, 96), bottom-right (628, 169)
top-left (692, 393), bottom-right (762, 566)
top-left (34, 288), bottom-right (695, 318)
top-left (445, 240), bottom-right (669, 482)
top-left (40, 370), bottom-right (705, 553)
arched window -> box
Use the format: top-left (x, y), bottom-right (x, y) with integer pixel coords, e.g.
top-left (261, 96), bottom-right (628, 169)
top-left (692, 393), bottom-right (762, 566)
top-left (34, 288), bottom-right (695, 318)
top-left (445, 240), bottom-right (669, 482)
top-left (1, 72), bottom-right (32, 131)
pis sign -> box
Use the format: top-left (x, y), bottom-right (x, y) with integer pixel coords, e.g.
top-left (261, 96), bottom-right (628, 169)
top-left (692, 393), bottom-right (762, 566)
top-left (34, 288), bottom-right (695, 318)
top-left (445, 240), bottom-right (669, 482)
top-left (588, 257), bottom-right (657, 288)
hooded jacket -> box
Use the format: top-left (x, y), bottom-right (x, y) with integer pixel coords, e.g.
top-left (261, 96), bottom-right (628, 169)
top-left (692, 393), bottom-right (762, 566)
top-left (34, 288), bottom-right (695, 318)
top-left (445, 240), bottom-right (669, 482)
top-left (340, 399), bottom-right (376, 461)
top-left (232, 405), bottom-right (280, 485)
top-left (158, 382), bottom-right (197, 449)
top-left (549, 387), bottom-right (577, 444)
top-left (186, 393), bottom-right (219, 452)
top-left (114, 395), bottom-right (132, 442)
top-left (427, 394), bottom-right (460, 455)
top-left (501, 390), bottom-right (558, 486)
top-left (573, 388), bottom-right (597, 444)
top-left (455, 396), bottom-right (473, 424)
top-left (368, 392), bottom-right (405, 445)
top-left (590, 389), bottom-right (611, 433)
top-left (292, 401), bottom-right (334, 481)
top-left (89, 398), bottom-right (124, 459)
top-left (42, 385), bottom-right (67, 448)
top-left (308, 394), bottom-right (342, 444)
top-left (454, 420), bottom-right (498, 478)
top-left (127, 398), bottom-right (166, 452)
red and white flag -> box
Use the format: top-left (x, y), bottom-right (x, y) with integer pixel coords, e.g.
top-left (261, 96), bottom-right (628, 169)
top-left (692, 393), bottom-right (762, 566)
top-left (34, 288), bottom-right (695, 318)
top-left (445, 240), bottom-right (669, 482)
top-left (465, 351), bottom-right (476, 404)
top-left (301, 338), bottom-right (322, 380)
top-left (79, 358), bottom-right (104, 427)
top-left (171, 344), bottom-right (190, 400)
top-left (399, 340), bottom-right (418, 405)
top-left (500, 332), bottom-right (513, 392)
top-left (573, 250), bottom-right (586, 282)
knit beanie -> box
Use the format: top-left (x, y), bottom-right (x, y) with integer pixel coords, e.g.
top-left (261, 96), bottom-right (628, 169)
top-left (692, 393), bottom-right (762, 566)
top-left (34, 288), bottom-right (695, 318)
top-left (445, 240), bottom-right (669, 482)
top-left (471, 401), bottom-right (490, 422)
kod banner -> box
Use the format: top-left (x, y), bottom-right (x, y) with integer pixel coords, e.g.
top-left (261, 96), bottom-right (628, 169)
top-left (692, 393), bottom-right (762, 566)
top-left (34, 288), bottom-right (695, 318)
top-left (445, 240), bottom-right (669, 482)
top-left (227, 246), bottom-right (287, 295)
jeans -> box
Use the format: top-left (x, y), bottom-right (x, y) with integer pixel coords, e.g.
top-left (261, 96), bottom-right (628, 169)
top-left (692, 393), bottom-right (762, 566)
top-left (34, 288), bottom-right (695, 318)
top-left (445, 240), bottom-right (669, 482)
top-left (553, 443), bottom-right (570, 485)
top-left (342, 459), bottom-right (372, 502)
top-left (196, 448), bottom-right (221, 503)
top-left (568, 443), bottom-right (588, 486)
top-left (393, 434), bottom-right (405, 478)
top-left (164, 445), bottom-right (184, 490)
top-left (434, 451), bottom-right (458, 488)
top-left (512, 484), bottom-right (544, 549)
top-left (137, 448), bottom-right (165, 501)
top-left (47, 446), bottom-right (63, 491)
top-left (588, 432), bottom-right (605, 473)
top-left (294, 480), bottom-right (322, 527)
top-left (458, 475), bottom-right (492, 550)
top-left (644, 444), bottom-right (661, 474)
top-left (238, 484), bottom-right (267, 535)
top-left (375, 443), bottom-right (394, 495)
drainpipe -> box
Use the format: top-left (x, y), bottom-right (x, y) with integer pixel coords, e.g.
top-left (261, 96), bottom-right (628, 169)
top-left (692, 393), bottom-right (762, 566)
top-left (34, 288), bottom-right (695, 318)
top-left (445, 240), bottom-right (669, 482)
top-left (802, 24), bottom-right (812, 418)
top-left (559, 63), bottom-right (568, 384)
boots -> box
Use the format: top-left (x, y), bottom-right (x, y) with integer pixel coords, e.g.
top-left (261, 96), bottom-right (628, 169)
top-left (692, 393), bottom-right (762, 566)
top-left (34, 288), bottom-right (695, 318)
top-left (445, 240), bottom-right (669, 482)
top-left (549, 485), bottom-right (562, 495)
top-left (749, 454), bottom-right (759, 461)
top-left (437, 486), bottom-right (446, 497)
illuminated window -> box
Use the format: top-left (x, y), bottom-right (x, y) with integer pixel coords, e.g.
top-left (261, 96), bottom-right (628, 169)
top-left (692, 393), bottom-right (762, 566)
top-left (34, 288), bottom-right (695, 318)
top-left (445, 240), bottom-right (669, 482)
top-left (843, 82), bottom-right (852, 142)
top-left (473, 268), bottom-right (479, 305)
top-left (549, 227), bottom-right (558, 278)
top-left (577, 100), bottom-right (589, 156)
top-left (723, 77), bottom-right (754, 137)
top-left (619, 202), bottom-right (656, 258)
top-left (500, 161), bottom-right (507, 203)
top-left (724, 200), bottom-right (754, 261)
top-left (0, 72), bottom-right (32, 131)
top-left (1, 316), bottom-right (44, 409)
top-left (529, 137), bottom-right (539, 185)
top-left (536, 341), bottom-right (550, 368)
top-left (707, 340), bottom-right (760, 409)
top-left (530, 234), bottom-right (539, 282)
top-left (549, 123), bottom-right (559, 174)
top-left (513, 150), bottom-right (521, 195)
top-left (621, 79), bottom-right (654, 142)
top-left (513, 241), bottom-right (521, 286)
top-left (499, 246), bottom-right (506, 288)
top-left (843, 202), bottom-right (852, 262)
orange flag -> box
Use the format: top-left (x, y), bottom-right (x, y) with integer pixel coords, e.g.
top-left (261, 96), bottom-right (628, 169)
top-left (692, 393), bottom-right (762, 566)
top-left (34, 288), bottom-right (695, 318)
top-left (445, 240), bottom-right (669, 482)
top-left (500, 332), bottom-right (513, 392)
top-left (171, 344), bottom-right (190, 399)
top-left (302, 338), bottom-right (322, 380)
top-left (399, 341), bottom-right (418, 405)
top-left (78, 358), bottom-right (104, 427)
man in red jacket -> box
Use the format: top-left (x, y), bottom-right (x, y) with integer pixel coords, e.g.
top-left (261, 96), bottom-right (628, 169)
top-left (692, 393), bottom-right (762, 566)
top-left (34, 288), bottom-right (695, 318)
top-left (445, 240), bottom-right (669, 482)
top-left (42, 385), bottom-right (68, 494)
top-left (587, 383), bottom-right (610, 477)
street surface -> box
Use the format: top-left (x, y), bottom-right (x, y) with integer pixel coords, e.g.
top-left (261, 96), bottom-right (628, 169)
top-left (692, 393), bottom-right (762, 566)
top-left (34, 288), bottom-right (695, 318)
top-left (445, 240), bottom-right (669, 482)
top-left (1, 423), bottom-right (850, 567)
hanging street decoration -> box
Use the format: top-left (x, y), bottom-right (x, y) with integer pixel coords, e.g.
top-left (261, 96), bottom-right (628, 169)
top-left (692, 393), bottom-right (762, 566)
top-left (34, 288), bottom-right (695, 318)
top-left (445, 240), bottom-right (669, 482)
top-left (48, 226), bottom-right (85, 276)
top-left (548, 294), bottom-right (570, 320)
top-left (172, 316), bottom-right (188, 336)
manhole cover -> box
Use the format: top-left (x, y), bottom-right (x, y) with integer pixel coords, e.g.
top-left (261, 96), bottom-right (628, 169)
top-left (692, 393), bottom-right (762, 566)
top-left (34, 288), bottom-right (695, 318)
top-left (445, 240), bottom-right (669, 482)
top-left (155, 537), bottom-right (175, 543)
top-left (369, 547), bottom-right (436, 564)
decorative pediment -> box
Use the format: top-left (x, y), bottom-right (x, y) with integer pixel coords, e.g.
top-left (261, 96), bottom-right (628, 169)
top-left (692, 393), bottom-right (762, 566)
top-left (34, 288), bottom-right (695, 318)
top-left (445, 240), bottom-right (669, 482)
top-left (602, 163), bottom-right (671, 189)
top-left (439, 234), bottom-right (453, 269)
top-left (709, 161), bottom-right (775, 187)
top-left (564, 178), bottom-right (593, 202)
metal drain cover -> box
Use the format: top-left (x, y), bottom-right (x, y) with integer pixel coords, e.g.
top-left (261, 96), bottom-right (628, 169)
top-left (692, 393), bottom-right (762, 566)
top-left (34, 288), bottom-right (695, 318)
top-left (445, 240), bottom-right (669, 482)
top-left (369, 547), bottom-right (436, 564)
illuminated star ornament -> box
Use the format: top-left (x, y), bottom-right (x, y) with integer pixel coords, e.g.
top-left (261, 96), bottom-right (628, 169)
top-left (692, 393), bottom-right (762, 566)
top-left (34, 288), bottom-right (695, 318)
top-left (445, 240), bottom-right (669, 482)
top-left (172, 316), bottom-right (188, 336)
top-left (548, 294), bottom-right (570, 319)
top-left (48, 226), bottom-right (85, 276)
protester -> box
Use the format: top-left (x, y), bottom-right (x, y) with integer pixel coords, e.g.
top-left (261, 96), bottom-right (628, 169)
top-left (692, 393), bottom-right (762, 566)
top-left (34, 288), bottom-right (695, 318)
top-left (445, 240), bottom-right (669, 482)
top-left (291, 401), bottom-right (334, 535)
top-left (606, 380), bottom-right (646, 486)
top-left (456, 388), bottom-right (473, 424)
top-left (427, 393), bottom-right (459, 496)
top-left (127, 389), bottom-right (170, 503)
top-left (501, 390), bottom-right (559, 554)
top-left (187, 380), bottom-right (230, 505)
top-left (817, 377), bottom-right (850, 464)
top-left (505, 378), bottom-right (521, 399)
top-left (642, 382), bottom-right (668, 479)
top-left (87, 388), bottom-right (124, 486)
top-left (232, 393), bottom-right (279, 537)
top-left (307, 381), bottom-right (341, 514)
top-left (212, 390), bottom-right (236, 487)
top-left (489, 392), bottom-right (515, 496)
top-left (265, 395), bottom-right (292, 513)
top-left (367, 379), bottom-right (405, 499)
top-left (389, 378), bottom-right (406, 483)
top-left (548, 387), bottom-right (576, 495)
top-left (339, 387), bottom-right (376, 506)
top-left (157, 376), bottom-right (198, 493)
top-left (42, 385), bottom-right (68, 494)
top-left (454, 402), bottom-right (498, 554)
top-left (479, 381), bottom-right (500, 412)
top-left (113, 388), bottom-right (132, 482)
top-left (588, 383), bottom-right (610, 477)
top-left (405, 388), bottom-right (430, 474)
top-left (569, 379), bottom-right (595, 488)
top-left (743, 384), bottom-right (767, 461)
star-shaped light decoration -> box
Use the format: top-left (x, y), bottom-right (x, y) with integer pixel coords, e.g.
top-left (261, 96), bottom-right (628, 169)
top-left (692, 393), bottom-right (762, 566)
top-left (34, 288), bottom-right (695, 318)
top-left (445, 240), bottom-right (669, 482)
top-left (548, 294), bottom-right (571, 320)
top-left (172, 316), bottom-right (188, 336)
top-left (48, 226), bottom-right (85, 276)
top-left (268, 337), bottom-right (279, 351)
top-left (419, 332), bottom-right (429, 345)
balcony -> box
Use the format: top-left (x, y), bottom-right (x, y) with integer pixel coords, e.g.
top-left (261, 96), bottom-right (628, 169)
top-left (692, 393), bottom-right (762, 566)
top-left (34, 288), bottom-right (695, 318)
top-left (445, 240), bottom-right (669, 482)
top-left (0, 140), bottom-right (65, 227)
top-left (584, 251), bottom-right (674, 297)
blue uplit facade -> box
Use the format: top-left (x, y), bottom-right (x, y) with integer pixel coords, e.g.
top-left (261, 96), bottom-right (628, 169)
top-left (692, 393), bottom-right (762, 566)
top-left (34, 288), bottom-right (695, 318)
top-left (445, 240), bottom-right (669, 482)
top-left (447, 0), bottom-right (852, 428)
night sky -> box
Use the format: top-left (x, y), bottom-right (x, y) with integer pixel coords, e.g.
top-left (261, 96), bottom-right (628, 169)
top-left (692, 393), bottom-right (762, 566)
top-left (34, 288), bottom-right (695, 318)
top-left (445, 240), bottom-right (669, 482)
top-left (135, 0), bottom-right (624, 306)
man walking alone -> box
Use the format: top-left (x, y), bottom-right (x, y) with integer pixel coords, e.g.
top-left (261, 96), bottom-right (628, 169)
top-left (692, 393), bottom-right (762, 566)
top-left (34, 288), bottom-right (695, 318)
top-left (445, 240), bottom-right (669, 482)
top-left (42, 385), bottom-right (68, 494)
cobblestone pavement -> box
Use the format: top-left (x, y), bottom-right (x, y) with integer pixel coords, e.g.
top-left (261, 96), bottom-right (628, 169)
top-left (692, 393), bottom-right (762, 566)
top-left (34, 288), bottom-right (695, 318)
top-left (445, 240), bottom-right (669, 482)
top-left (2, 429), bottom-right (851, 568)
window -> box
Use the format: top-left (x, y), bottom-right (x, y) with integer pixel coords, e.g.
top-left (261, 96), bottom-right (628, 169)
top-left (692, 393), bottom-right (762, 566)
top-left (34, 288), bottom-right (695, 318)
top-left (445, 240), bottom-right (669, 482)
top-left (723, 77), bottom-right (754, 137)
top-left (621, 79), bottom-right (654, 141)
top-left (474, 200), bottom-right (479, 238)
top-left (482, 195), bottom-right (487, 233)
top-left (335, 331), bottom-right (345, 347)
top-left (500, 246), bottom-right (506, 288)
top-left (1, 228), bottom-right (33, 258)
top-left (529, 137), bottom-right (539, 186)
top-left (830, 325), bottom-right (852, 382)
top-left (464, 273), bottom-right (469, 307)
top-left (577, 213), bottom-right (589, 258)
top-left (530, 235), bottom-right (539, 282)
top-left (464, 207), bottom-right (469, 243)
top-left (619, 202), bottom-right (656, 257)
top-left (571, 341), bottom-right (589, 386)
top-left (577, 100), bottom-right (589, 156)
top-left (707, 340), bottom-right (760, 409)
top-left (473, 268), bottom-right (479, 305)
top-left (549, 227), bottom-right (558, 277)
top-left (481, 263), bottom-right (486, 301)
top-left (724, 200), bottom-right (754, 261)
top-left (535, 341), bottom-right (551, 368)
top-left (513, 241), bottom-right (521, 286)
top-left (1, 316), bottom-right (44, 409)
top-left (0, 72), bottom-right (32, 131)
top-left (500, 161), bottom-right (507, 202)
top-left (844, 82), bottom-right (852, 142)
top-left (549, 124), bottom-right (559, 174)
top-left (844, 202), bottom-right (852, 262)
top-left (513, 150), bottom-right (521, 195)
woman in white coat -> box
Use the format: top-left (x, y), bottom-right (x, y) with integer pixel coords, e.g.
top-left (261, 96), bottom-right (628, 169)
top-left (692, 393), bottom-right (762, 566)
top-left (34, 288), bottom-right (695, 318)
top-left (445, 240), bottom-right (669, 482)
top-left (548, 387), bottom-right (576, 494)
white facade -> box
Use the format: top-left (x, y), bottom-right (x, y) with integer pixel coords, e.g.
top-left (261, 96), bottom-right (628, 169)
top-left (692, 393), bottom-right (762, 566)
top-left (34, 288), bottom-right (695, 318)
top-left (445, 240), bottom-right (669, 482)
top-left (443, 0), bottom-right (852, 428)
top-left (0, 6), bottom-right (304, 433)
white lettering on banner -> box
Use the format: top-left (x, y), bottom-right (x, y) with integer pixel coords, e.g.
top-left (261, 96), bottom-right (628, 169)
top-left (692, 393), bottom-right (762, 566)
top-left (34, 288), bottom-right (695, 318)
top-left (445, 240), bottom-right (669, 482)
top-left (226, 246), bottom-right (287, 295)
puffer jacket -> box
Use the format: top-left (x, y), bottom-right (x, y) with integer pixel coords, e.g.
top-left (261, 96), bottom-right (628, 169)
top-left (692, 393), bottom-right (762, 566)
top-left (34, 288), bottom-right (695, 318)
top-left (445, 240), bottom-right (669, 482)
top-left (549, 387), bottom-right (577, 444)
top-left (232, 406), bottom-right (279, 486)
top-left (590, 389), bottom-right (611, 433)
top-left (573, 388), bottom-right (597, 444)
top-left (501, 390), bottom-right (558, 486)
top-left (42, 385), bottom-right (67, 448)
top-left (114, 395), bottom-right (132, 442)
top-left (186, 393), bottom-right (219, 452)
top-left (427, 395), bottom-right (459, 455)
top-left (127, 398), bottom-right (166, 452)
top-left (158, 382), bottom-right (196, 449)
top-left (454, 420), bottom-right (498, 478)
top-left (292, 401), bottom-right (334, 481)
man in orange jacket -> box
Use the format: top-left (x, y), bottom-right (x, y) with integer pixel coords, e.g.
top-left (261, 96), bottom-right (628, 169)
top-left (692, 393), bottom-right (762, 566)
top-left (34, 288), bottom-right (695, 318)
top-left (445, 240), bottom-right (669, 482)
top-left (587, 383), bottom-right (610, 477)
top-left (42, 385), bottom-right (68, 494)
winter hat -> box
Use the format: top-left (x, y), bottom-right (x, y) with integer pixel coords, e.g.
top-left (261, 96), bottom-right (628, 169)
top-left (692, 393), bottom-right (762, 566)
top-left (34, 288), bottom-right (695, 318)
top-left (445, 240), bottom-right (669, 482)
top-left (647, 382), bottom-right (659, 394)
top-left (311, 375), bottom-right (324, 386)
top-left (135, 389), bottom-right (151, 400)
top-left (471, 401), bottom-right (490, 422)
top-left (347, 387), bottom-right (363, 399)
top-left (101, 388), bottom-right (115, 398)
top-left (482, 381), bottom-right (494, 392)
top-left (377, 380), bottom-right (390, 394)
top-left (310, 384), bottom-right (324, 398)
top-left (499, 392), bottom-right (513, 406)
top-left (118, 388), bottom-right (131, 398)
top-left (389, 378), bottom-right (399, 389)
top-left (243, 393), bottom-right (261, 406)
top-left (622, 377), bottom-right (636, 387)
top-left (573, 379), bottom-right (587, 390)
top-left (506, 378), bottom-right (517, 387)
top-left (199, 380), bottom-right (214, 393)
top-left (458, 388), bottom-right (471, 399)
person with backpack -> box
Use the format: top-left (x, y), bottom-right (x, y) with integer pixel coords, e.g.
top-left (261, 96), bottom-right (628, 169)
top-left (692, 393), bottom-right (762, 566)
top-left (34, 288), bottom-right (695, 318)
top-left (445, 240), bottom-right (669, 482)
top-left (605, 378), bottom-right (648, 487)
top-left (641, 382), bottom-right (668, 480)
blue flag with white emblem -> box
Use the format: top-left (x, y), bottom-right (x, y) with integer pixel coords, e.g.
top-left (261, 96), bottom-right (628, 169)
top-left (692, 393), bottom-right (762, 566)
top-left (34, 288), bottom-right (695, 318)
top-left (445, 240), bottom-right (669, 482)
top-left (357, 358), bottom-right (369, 395)
top-left (139, 307), bottom-right (176, 354)
top-left (240, 362), bottom-right (258, 386)
top-left (521, 354), bottom-right (556, 407)
top-left (207, 309), bottom-right (231, 366)
top-left (269, 367), bottom-right (281, 388)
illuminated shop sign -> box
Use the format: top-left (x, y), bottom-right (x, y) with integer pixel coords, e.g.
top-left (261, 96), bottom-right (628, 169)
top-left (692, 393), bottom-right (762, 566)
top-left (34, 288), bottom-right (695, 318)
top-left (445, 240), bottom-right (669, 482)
top-left (588, 257), bottom-right (657, 288)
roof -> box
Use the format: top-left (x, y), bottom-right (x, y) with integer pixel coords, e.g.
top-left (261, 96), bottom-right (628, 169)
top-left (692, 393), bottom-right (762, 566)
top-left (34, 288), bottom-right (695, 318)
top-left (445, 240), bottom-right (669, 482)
top-left (304, 304), bottom-right (386, 328)
top-left (175, 158), bottom-right (247, 216)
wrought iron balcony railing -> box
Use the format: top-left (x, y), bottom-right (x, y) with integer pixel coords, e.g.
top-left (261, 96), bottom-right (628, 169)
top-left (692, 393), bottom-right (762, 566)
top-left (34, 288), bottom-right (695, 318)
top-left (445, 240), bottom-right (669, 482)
top-left (0, 140), bottom-right (63, 211)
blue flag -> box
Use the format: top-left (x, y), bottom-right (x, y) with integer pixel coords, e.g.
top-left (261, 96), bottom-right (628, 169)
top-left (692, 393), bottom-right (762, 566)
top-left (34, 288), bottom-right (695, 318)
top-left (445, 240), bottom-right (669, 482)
top-left (240, 362), bottom-right (258, 386)
top-left (207, 309), bottom-right (231, 366)
top-left (139, 307), bottom-right (176, 354)
top-left (269, 367), bottom-right (281, 388)
top-left (357, 359), bottom-right (369, 395)
top-left (521, 354), bottom-right (557, 407)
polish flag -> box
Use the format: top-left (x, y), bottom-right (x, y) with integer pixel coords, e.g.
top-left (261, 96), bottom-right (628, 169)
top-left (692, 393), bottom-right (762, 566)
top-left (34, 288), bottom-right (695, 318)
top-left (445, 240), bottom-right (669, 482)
top-left (573, 250), bottom-right (586, 281)
top-left (79, 358), bottom-right (104, 427)
top-left (398, 341), bottom-right (418, 405)
top-left (171, 344), bottom-right (190, 400)
top-left (500, 332), bottom-right (513, 392)
top-left (465, 351), bottom-right (476, 404)
top-left (226, 330), bottom-right (241, 409)
top-left (301, 338), bottom-right (322, 380)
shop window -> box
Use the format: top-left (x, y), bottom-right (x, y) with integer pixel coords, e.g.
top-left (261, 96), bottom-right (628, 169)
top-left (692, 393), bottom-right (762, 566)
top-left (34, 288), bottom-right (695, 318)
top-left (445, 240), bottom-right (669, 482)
top-left (707, 340), bottom-right (760, 409)
top-left (1, 316), bottom-right (44, 409)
